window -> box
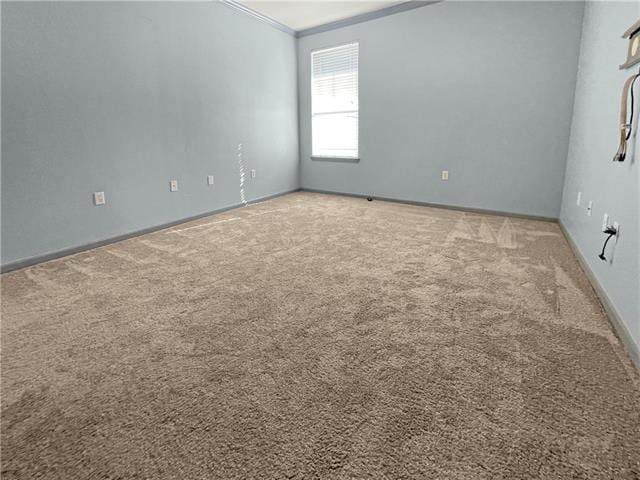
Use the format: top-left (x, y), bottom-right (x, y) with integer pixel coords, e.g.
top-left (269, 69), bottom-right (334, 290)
top-left (311, 42), bottom-right (359, 159)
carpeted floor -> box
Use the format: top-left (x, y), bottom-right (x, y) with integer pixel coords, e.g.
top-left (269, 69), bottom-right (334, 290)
top-left (2, 192), bottom-right (639, 479)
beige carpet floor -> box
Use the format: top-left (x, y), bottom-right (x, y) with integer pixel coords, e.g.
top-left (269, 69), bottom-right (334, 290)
top-left (2, 192), bottom-right (639, 479)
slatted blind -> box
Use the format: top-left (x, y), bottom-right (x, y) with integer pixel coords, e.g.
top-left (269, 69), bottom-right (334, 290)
top-left (311, 42), bottom-right (359, 158)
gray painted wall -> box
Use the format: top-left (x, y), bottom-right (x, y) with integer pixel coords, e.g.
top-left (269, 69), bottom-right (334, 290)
top-left (560, 2), bottom-right (640, 352)
top-left (1, 1), bottom-right (299, 267)
top-left (297, 1), bottom-right (584, 218)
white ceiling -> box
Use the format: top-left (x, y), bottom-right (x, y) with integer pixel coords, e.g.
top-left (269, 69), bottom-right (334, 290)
top-left (239, 1), bottom-right (406, 32)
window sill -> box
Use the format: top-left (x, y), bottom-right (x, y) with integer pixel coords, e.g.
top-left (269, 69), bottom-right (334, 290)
top-left (311, 156), bottom-right (360, 163)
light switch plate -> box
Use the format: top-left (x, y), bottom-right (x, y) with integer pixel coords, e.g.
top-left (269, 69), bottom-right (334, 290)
top-left (251, 169), bottom-right (256, 179)
top-left (576, 191), bottom-right (582, 206)
top-left (170, 180), bottom-right (178, 192)
top-left (441, 170), bottom-right (449, 181)
top-left (207, 175), bottom-right (214, 186)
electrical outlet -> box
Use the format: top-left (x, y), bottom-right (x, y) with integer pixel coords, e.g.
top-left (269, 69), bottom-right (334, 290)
top-left (207, 175), bottom-right (214, 186)
top-left (576, 191), bottom-right (582, 206)
top-left (93, 191), bottom-right (105, 206)
top-left (587, 200), bottom-right (593, 216)
top-left (441, 170), bottom-right (449, 181)
top-left (251, 169), bottom-right (256, 179)
top-left (170, 180), bottom-right (178, 192)
top-left (602, 213), bottom-right (609, 232)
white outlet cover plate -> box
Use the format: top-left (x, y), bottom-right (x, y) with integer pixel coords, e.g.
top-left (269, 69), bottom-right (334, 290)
top-left (576, 191), bottom-right (581, 206)
top-left (93, 191), bottom-right (105, 206)
top-left (208, 175), bottom-right (214, 185)
top-left (170, 180), bottom-right (178, 192)
top-left (251, 169), bottom-right (256, 178)
top-left (442, 170), bottom-right (449, 180)
top-left (587, 200), bottom-right (593, 216)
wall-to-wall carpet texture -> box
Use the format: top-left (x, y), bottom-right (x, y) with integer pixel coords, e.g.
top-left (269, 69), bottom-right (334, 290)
top-left (297, 1), bottom-right (584, 219)
top-left (2, 193), bottom-right (638, 479)
top-left (560, 1), bottom-right (640, 360)
top-left (1, 1), bottom-right (299, 268)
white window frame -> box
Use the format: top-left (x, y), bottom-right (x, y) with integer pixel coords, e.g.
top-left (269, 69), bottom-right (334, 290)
top-left (310, 42), bottom-right (360, 161)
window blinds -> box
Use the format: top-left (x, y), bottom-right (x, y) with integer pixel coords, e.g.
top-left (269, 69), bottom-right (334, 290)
top-left (311, 42), bottom-right (359, 158)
